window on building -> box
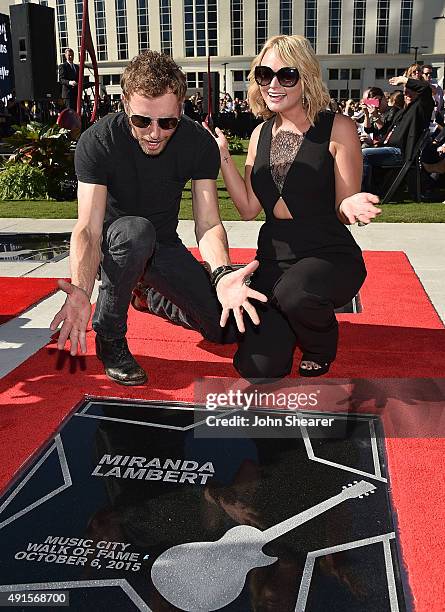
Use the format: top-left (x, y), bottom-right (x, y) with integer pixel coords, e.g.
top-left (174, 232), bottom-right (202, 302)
top-left (160, 0), bottom-right (172, 56)
top-left (137, 0), bottom-right (149, 52)
top-left (102, 75), bottom-right (111, 86)
top-left (328, 0), bottom-right (341, 53)
top-left (55, 0), bottom-right (68, 54)
top-left (351, 89), bottom-right (360, 99)
top-left (340, 89), bottom-right (349, 99)
top-left (184, 0), bottom-right (218, 58)
top-left (207, 0), bottom-right (217, 56)
top-left (196, 9), bottom-right (205, 60)
top-left (328, 0), bottom-right (341, 54)
top-left (305, 0), bottom-right (317, 52)
top-left (386, 68), bottom-right (395, 78)
top-left (397, 67), bottom-right (405, 76)
top-left (352, 0), bottom-right (366, 54)
top-left (340, 68), bottom-right (349, 80)
top-left (111, 74), bottom-right (122, 85)
top-left (375, 68), bottom-right (385, 79)
top-left (186, 73), bottom-right (197, 88)
top-left (399, 0), bottom-right (413, 54)
top-left (95, 0), bottom-right (108, 61)
top-left (115, 0), bottom-right (128, 60)
top-left (328, 68), bottom-right (339, 80)
top-left (244, 70), bottom-right (250, 80)
top-left (234, 90), bottom-right (244, 100)
top-left (184, 0), bottom-right (194, 57)
top-left (376, 0), bottom-right (390, 54)
top-left (329, 89), bottom-right (338, 98)
top-left (256, 0), bottom-right (268, 54)
top-left (231, 0), bottom-right (243, 55)
top-left (280, 0), bottom-right (292, 35)
top-left (198, 72), bottom-right (204, 87)
top-left (351, 68), bottom-right (361, 80)
top-left (233, 70), bottom-right (244, 81)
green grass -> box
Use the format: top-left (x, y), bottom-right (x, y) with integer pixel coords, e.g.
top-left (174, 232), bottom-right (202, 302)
top-left (0, 200), bottom-right (78, 218)
top-left (1, 151), bottom-right (444, 222)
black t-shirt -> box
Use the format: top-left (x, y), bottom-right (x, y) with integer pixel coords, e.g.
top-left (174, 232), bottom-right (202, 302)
top-left (74, 112), bottom-right (220, 243)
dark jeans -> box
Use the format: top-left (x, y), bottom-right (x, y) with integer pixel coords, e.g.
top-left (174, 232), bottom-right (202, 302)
top-left (92, 216), bottom-right (237, 344)
top-left (361, 146), bottom-right (402, 192)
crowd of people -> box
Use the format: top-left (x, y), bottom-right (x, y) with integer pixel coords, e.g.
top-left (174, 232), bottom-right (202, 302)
top-left (329, 63), bottom-right (445, 196)
top-left (183, 91), bottom-right (261, 138)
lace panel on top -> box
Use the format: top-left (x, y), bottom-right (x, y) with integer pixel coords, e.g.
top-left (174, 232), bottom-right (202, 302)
top-left (270, 130), bottom-right (305, 194)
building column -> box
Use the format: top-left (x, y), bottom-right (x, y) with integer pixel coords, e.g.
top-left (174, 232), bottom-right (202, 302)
top-left (293, 0), bottom-right (305, 36)
top-left (341, 0), bottom-right (353, 55)
top-left (126, 0), bottom-right (139, 60)
top-left (268, 0), bottom-right (279, 38)
top-left (219, 0), bottom-right (232, 57)
top-left (388, 1), bottom-right (401, 55)
top-left (317, 0), bottom-right (329, 55)
top-left (149, 0), bottom-right (161, 52)
top-left (364, 0), bottom-right (377, 56)
top-left (243, 0), bottom-right (256, 56)
top-left (171, 0), bottom-right (184, 59)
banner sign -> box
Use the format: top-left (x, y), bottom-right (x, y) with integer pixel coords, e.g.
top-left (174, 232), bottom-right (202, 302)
top-left (0, 13), bottom-right (13, 100)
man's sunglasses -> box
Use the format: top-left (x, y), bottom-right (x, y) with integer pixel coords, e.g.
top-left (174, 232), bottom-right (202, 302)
top-left (128, 112), bottom-right (180, 130)
top-left (254, 65), bottom-right (300, 87)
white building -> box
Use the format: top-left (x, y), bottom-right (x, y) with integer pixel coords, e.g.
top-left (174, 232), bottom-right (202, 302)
top-left (1, 0), bottom-right (445, 100)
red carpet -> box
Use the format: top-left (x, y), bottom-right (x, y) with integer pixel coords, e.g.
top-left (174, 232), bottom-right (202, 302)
top-left (0, 277), bottom-right (61, 324)
top-left (0, 250), bottom-right (444, 611)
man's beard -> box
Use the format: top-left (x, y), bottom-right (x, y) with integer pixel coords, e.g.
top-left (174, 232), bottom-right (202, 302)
top-left (137, 138), bottom-right (166, 156)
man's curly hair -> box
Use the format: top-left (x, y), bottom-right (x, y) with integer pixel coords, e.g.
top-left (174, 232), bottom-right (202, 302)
top-left (121, 50), bottom-right (187, 100)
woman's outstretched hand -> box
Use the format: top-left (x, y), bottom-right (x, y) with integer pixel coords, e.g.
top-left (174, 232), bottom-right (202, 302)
top-left (216, 260), bottom-right (268, 333)
top-left (339, 192), bottom-right (382, 225)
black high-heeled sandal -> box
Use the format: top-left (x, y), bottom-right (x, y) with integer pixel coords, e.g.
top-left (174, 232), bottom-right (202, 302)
top-left (299, 356), bottom-right (331, 377)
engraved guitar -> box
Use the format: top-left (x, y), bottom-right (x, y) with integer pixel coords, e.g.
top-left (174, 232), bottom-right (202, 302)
top-left (151, 480), bottom-right (376, 611)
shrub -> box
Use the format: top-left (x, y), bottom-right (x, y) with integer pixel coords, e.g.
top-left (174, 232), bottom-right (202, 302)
top-left (0, 163), bottom-right (48, 200)
top-left (227, 134), bottom-right (245, 155)
top-left (5, 122), bottom-right (75, 199)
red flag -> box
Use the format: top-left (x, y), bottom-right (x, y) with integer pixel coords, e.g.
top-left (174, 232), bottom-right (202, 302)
top-left (77, 0), bottom-right (99, 123)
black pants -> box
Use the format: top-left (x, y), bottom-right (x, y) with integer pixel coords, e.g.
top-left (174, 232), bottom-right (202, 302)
top-left (233, 254), bottom-right (367, 380)
top-left (92, 216), bottom-right (237, 344)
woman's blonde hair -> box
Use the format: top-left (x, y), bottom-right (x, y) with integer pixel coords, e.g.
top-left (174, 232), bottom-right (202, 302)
top-left (247, 35), bottom-right (330, 125)
top-left (403, 63), bottom-right (423, 79)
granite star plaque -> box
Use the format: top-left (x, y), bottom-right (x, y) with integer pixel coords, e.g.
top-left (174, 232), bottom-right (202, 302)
top-left (0, 397), bottom-right (408, 611)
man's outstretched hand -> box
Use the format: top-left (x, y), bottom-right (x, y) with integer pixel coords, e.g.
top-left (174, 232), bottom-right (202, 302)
top-left (50, 279), bottom-right (91, 356)
top-left (216, 260), bottom-right (267, 333)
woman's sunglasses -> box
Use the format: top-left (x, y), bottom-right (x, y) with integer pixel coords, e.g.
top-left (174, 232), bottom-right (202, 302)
top-left (254, 66), bottom-right (300, 87)
top-left (128, 114), bottom-right (180, 130)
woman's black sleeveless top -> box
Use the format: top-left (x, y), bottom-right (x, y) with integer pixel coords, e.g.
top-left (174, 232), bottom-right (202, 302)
top-left (251, 111), bottom-right (362, 261)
